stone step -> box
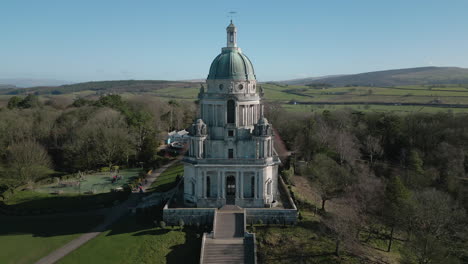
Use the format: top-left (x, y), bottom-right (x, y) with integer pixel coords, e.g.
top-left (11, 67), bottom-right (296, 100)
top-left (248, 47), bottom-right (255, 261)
top-left (215, 212), bottom-right (244, 238)
top-left (202, 242), bottom-right (245, 264)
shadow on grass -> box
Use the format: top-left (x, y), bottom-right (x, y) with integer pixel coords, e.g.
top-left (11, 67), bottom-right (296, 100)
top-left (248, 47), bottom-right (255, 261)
top-left (105, 204), bottom-right (165, 236)
top-left (147, 181), bottom-right (179, 193)
top-left (1, 191), bottom-right (130, 213)
top-left (0, 214), bottom-right (104, 237)
top-left (166, 228), bottom-right (201, 264)
top-left (132, 229), bottom-right (170, 236)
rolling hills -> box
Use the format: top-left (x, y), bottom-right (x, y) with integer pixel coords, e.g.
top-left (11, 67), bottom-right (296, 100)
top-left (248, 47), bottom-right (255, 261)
top-left (281, 67), bottom-right (468, 87)
top-left (3, 67), bottom-right (468, 113)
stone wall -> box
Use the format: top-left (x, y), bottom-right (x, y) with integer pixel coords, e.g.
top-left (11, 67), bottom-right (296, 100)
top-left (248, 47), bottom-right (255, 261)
top-left (163, 204), bottom-right (216, 226)
top-left (245, 208), bottom-right (297, 225)
top-left (245, 176), bottom-right (298, 225)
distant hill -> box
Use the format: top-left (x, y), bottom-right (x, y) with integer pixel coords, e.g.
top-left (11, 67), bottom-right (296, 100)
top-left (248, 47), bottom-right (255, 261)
top-left (0, 78), bottom-right (72, 88)
top-left (0, 80), bottom-right (201, 96)
top-left (280, 67), bottom-right (468, 87)
top-left (0, 84), bottom-right (16, 89)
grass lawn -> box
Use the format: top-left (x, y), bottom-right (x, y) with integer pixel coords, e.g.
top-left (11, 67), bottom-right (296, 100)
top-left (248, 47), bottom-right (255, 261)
top-left (148, 163), bottom-right (183, 193)
top-left (58, 214), bottom-right (201, 264)
top-left (3, 190), bottom-right (129, 213)
top-left (35, 168), bottom-right (142, 194)
top-left (0, 214), bottom-right (103, 264)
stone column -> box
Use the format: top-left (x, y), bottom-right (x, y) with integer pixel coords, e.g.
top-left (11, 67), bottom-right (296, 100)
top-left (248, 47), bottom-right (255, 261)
top-left (217, 171), bottom-right (221, 198)
top-left (253, 173), bottom-right (257, 199)
top-left (240, 171), bottom-right (244, 199)
top-left (222, 171), bottom-right (226, 199)
top-left (256, 171), bottom-right (260, 199)
top-left (235, 172), bottom-right (239, 199)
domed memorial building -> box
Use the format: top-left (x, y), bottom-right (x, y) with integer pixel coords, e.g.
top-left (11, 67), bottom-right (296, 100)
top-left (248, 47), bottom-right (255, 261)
top-left (183, 21), bottom-right (281, 208)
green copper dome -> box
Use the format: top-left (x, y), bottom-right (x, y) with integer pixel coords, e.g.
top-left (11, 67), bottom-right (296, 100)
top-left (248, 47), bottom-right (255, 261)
top-left (207, 49), bottom-right (256, 80)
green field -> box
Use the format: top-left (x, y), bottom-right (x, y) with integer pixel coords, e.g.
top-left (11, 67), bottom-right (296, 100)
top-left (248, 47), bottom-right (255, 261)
top-left (148, 163), bottom-right (183, 193)
top-left (3, 81), bottom-right (468, 113)
top-left (35, 168), bottom-right (141, 194)
top-left (58, 214), bottom-right (201, 264)
top-left (0, 214), bottom-right (103, 264)
top-left (121, 83), bottom-right (468, 113)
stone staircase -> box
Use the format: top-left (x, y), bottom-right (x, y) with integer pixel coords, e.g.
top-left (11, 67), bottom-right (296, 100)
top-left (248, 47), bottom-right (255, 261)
top-left (200, 205), bottom-right (256, 264)
top-left (202, 238), bottom-right (245, 264)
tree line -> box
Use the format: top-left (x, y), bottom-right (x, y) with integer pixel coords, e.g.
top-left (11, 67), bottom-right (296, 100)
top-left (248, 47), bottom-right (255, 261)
top-left (267, 104), bottom-right (468, 263)
top-left (0, 94), bottom-right (195, 190)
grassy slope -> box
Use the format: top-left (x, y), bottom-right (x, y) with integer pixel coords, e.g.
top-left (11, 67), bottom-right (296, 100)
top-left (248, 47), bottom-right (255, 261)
top-left (58, 215), bottom-right (200, 264)
top-left (254, 210), bottom-right (361, 264)
top-left (148, 163), bottom-right (183, 193)
top-left (285, 67), bottom-right (468, 86)
top-left (0, 214), bottom-right (103, 264)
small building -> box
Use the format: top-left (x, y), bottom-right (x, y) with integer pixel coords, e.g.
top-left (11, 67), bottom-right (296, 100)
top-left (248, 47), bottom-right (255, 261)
top-left (166, 129), bottom-right (189, 144)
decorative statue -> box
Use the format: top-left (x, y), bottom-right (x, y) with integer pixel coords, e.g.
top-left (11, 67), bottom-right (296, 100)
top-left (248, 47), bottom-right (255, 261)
top-left (191, 119), bottom-right (207, 136)
top-left (199, 84), bottom-right (205, 94)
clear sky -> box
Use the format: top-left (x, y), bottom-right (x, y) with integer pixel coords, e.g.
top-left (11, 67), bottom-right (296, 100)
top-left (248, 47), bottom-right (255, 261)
top-left (1, 0), bottom-right (468, 82)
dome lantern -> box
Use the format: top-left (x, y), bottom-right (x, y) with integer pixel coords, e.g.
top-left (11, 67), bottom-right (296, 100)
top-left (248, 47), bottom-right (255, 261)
top-left (226, 20), bottom-right (237, 48)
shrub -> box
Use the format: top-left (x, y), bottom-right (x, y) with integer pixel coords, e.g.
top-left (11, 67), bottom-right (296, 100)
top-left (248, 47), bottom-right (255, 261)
top-left (100, 167), bottom-right (110, 172)
top-left (298, 212), bottom-right (303, 221)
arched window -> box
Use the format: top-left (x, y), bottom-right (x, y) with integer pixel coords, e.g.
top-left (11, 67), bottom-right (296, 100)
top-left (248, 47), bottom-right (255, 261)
top-left (227, 100), bottom-right (235, 124)
top-left (206, 176), bottom-right (211, 198)
top-left (251, 176), bottom-right (255, 198)
top-left (267, 181), bottom-right (272, 195)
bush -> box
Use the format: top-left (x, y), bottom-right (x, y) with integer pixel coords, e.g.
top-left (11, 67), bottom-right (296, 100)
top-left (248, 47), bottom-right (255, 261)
top-left (298, 212), bottom-right (303, 221)
top-left (100, 167), bottom-right (110, 172)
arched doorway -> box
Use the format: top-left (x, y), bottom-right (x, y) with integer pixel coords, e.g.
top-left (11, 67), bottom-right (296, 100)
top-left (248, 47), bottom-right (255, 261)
top-left (226, 175), bottom-right (236, 204)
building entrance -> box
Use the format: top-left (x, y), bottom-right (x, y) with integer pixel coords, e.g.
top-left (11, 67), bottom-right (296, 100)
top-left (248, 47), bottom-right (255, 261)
top-left (226, 176), bottom-right (236, 204)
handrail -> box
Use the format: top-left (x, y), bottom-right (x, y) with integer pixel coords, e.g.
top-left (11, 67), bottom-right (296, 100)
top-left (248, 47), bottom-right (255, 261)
top-left (243, 208), bottom-right (247, 234)
top-left (199, 232), bottom-right (207, 264)
top-left (212, 209), bottom-right (218, 239)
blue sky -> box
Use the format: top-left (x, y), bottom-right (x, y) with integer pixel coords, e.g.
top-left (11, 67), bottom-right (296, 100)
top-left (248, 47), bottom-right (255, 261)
top-left (1, 0), bottom-right (468, 82)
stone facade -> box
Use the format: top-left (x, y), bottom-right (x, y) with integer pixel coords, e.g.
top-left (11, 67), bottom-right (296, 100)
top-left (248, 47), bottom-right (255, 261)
top-left (183, 21), bottom-right (281, 208)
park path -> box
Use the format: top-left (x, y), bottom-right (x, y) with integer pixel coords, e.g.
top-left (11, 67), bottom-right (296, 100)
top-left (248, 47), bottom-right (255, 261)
top-left (34, 157), bottom-right (182, 264)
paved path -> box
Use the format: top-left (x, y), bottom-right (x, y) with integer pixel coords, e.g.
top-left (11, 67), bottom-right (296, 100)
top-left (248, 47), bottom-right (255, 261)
top-left (138, 156), bottom-right (183, 192)
top-left (35, 157), bottom-right (182, 264)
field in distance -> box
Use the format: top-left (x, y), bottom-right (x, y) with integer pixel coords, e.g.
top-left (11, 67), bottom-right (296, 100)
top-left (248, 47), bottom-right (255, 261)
top-left (3, 80), bottom-right (468, 113)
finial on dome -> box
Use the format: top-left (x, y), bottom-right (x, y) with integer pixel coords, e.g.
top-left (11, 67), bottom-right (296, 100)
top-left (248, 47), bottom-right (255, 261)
top-left (226, 19), bottom-right (237, 48)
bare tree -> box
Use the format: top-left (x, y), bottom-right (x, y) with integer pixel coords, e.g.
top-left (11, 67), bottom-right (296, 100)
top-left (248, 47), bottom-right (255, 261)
top-left (306, 154), bottom-right (353, 211)
top-left (324, 206), bottom-right (359, 256)
top-left (7, 139), bottom-right (52, 184)
top-left (331, 130), bottom-right (360, 166)
top-left (401, 189), bottom-right (466, 264)
top-left (363, 135), bottom-right (383, 166)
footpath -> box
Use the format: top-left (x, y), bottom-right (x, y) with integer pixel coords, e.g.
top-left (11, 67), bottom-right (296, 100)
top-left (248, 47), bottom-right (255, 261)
top-left (35, 157), bottom-right (181, 264)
